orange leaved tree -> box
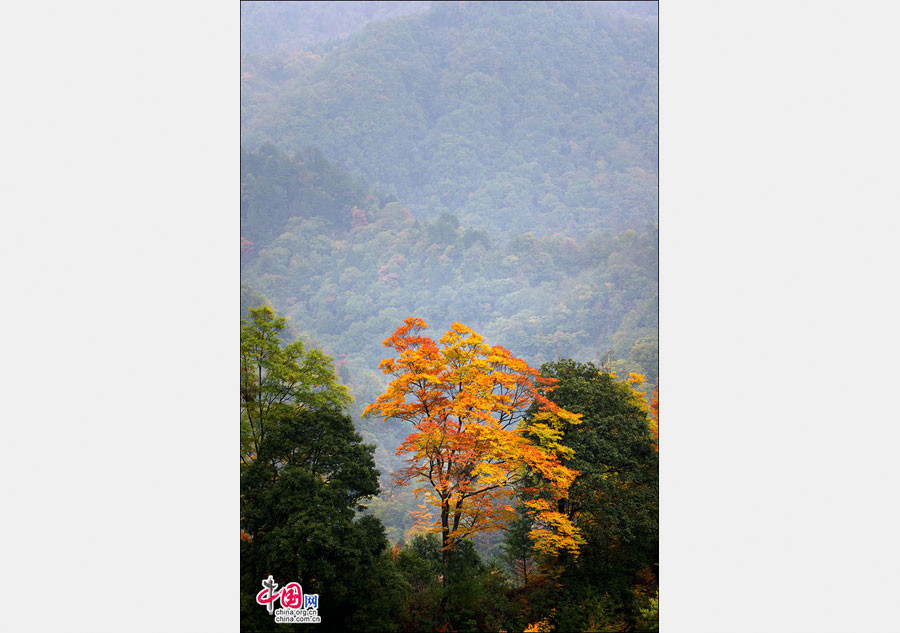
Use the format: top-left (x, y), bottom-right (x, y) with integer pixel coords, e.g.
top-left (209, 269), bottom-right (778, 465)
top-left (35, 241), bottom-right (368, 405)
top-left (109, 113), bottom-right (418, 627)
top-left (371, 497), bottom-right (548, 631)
top-left (363, 318), bottom-right (584, 591)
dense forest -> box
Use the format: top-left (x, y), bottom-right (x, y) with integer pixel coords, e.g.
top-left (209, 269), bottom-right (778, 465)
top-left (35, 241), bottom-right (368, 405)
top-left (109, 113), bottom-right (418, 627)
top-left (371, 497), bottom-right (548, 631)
top-left (241, 2), bottom-right (658, 631)
top-left (241, 1), bottom-right (430, 56)
top-left (241, 1), bottom-right (657, 235)
top-left (242, 308), bottom-right (658, 632)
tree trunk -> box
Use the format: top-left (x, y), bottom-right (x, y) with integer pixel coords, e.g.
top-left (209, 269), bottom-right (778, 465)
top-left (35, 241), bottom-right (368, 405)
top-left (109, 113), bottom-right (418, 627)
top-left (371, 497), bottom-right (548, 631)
top-left (440, 499), bottom-right (450, 614)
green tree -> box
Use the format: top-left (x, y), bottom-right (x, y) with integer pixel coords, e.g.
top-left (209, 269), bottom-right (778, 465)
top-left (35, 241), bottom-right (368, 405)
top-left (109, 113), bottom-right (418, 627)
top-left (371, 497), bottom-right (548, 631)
top-left (526, 360), bottom-right (659, 630)
top-left (394, 534), bottom-right (512, 633)
top-left (395, 535), bottom-right (443, 632)
top-left (240, 306), bottom-right (349, 466)
top-left (500, 507), bottom-right (536, 587)
top-left (240, 400), bottom-right (397, 630)
top-left (240, 307), bottom-right (403, 631)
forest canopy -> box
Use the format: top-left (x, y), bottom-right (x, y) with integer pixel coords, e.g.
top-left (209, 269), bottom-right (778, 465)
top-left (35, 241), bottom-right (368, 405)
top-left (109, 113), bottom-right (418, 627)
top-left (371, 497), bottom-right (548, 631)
top-left (242, 1), bottom-right (658, 236)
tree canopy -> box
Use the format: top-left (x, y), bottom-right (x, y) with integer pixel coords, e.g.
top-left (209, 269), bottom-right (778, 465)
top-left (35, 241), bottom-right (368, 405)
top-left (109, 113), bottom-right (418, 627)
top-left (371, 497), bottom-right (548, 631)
top-left (240, 305), bottom-right (350, 465)
top-left (523, 360), bottom-right (659, 630)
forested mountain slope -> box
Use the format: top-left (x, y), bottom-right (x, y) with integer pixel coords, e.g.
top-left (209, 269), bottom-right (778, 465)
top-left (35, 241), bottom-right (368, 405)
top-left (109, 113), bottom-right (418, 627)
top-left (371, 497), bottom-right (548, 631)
top-left (240, 2), bottom-right (658, 558)
top-left (240, 145), bottom-right (657, 499)
top-left (240, 1), bottom-right (430, 56)
top-left (241, 1), bottom-right (658, 236)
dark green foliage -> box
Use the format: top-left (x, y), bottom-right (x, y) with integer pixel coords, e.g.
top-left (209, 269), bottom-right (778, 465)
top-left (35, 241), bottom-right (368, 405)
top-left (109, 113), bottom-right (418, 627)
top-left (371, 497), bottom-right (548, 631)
top-left (240, 307), bottom-right (404, 631)
top-left (523, 360), bottom-right (659, 631)
top-left (392, 534), bottom-right (517, 633)
top-left (240, 406), bottom-right (399, 632)
top-left (539, 361), bottom-right (658, 568)
top-left (395, 539), bottom-right (442, 632)
top-left (500, 507), bottom-right (536, 587)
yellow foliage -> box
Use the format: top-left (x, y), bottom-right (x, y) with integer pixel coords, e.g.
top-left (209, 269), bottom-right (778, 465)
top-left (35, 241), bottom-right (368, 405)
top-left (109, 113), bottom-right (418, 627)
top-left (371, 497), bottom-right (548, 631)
top-left (524, 617), bottom-right (554, 632)
top-left (365, 318), bottom-right (584, 557)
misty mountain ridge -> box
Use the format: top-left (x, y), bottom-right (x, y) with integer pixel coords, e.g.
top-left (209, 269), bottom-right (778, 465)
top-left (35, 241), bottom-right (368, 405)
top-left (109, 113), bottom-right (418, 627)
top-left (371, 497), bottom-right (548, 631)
top-left (241, 1), bottom-right (658, 237)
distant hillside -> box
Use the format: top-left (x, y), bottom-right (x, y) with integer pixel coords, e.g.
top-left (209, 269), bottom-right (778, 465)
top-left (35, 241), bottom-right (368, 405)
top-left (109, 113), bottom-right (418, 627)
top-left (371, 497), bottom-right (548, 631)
top-left (239, 145), bottom-right (657, 420)
top-left (241, 1), bottom-right (658, 237)
top-left (240, 142), bottom-right (389, 252)
top-left (240, 1), bottom-right (430, 56)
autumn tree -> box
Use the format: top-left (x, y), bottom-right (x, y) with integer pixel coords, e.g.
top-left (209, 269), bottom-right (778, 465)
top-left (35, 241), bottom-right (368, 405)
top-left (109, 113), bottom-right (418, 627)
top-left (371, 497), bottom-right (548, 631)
top-left (363, 318), bottom-right (584, 600)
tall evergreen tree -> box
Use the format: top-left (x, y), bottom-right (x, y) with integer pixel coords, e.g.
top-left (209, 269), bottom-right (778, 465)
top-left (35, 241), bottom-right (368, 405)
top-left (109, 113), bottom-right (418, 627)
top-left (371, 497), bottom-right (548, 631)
top-left (525, 360), bottom-right (659, 630)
